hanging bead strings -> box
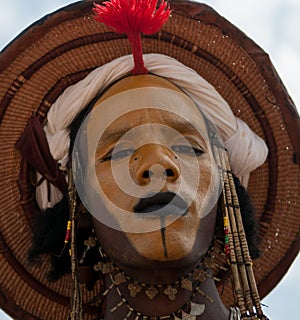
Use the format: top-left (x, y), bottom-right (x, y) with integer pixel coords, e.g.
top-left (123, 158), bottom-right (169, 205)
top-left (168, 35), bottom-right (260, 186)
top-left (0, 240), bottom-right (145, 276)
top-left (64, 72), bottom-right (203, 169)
top-left (68, 169), bottom-right (83, 320)
top-left (212, 142), bottom-right (267, 320)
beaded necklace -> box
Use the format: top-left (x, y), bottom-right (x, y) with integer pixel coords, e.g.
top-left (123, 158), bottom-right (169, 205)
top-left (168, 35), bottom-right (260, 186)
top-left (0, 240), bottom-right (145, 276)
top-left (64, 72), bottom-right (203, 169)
top-left (88, 236), bottom-right (217, 320)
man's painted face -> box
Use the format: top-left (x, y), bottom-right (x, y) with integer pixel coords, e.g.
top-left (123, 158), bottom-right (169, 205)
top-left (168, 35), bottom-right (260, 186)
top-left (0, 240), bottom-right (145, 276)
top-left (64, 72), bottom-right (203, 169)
top-left (73, 75), bottom-right (221, 268)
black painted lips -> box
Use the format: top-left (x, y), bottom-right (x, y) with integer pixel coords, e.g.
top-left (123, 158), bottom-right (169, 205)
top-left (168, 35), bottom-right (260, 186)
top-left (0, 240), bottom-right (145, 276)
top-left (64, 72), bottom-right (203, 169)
top-left (133, 192), bottom-right (188, 218)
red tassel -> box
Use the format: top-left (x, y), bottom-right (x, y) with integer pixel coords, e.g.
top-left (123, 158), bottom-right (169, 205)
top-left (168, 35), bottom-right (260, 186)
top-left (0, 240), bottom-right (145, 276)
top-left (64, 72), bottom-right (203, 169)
top-left (93, 0), bottom-right (171, 74)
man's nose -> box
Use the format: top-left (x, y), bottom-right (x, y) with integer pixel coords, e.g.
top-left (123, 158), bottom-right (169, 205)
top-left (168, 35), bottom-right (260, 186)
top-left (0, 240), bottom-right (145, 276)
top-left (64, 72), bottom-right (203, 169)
top-left (130, 143), bottom-right (180, 185)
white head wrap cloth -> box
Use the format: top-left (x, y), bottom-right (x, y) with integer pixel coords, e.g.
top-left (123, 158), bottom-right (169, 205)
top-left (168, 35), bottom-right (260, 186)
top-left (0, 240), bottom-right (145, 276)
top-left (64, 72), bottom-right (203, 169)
top-left (36, 53), bottom-right (268, 210)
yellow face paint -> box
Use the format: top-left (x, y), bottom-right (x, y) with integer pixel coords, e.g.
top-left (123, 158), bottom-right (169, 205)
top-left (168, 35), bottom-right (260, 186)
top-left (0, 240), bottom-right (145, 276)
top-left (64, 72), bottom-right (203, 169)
top-left (78, 75), bottom-right (220, 263)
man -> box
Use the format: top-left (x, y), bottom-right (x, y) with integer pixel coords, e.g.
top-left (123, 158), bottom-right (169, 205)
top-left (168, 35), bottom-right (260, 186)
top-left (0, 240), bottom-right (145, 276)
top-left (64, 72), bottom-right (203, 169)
top-left (0, 1), bottom-right (299, 319)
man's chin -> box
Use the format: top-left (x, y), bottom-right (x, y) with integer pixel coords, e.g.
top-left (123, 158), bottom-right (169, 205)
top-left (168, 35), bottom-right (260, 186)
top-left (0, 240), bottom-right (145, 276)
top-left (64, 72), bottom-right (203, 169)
top-left (113, 243), bottom-right (202, 285)
top-left (124, 228), bottom-right (197, 262)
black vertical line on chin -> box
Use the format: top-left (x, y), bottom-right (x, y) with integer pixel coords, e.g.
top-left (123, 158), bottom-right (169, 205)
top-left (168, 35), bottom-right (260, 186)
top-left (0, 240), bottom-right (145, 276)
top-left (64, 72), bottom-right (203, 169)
top-left (160, 217), bottom-right (168, 259)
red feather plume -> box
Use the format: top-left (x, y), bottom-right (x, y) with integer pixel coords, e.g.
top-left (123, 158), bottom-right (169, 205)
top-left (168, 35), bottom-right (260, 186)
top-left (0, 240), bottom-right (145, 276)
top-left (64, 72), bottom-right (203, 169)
top-left (93, 0), bottom-right (171, 74)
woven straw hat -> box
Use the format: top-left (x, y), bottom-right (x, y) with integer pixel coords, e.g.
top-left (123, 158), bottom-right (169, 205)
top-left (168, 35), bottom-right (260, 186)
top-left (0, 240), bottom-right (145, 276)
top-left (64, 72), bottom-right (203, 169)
top-left (0, 1), bottom-right (299, 319)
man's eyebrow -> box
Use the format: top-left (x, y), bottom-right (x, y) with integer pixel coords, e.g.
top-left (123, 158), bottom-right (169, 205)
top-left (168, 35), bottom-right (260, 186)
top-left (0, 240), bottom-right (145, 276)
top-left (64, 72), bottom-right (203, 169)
top-left (97, 125), bottom-right (130, 148)
top-left (165, 119), bottom-right (209, 143)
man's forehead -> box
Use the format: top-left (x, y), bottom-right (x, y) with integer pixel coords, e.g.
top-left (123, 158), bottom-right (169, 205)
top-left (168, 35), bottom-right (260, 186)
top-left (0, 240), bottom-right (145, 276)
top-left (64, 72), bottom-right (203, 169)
top-left (97, 107), bottom-right (209, 145)
top-left (86, 86), bottom-right (211, 151)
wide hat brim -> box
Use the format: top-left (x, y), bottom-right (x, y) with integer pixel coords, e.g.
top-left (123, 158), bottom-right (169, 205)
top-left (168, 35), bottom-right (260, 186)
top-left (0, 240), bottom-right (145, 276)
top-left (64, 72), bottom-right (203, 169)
top-left (0, 1), bottom-right (299, 319)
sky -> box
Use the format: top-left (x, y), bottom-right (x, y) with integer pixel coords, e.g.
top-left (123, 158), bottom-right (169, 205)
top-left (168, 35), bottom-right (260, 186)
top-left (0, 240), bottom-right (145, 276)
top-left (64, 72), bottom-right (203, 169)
top-left (0, 1), bottom-right (299, 320)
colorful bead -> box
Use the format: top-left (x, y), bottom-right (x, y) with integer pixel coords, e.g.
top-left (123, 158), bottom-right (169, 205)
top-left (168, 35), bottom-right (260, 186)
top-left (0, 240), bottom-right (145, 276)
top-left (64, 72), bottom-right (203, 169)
top-left (64, 220), bottom-right (72, 243)
top-left (223, 216), bottom-right (229, 226)
top-left (223, 215), bottom-right (231, 263)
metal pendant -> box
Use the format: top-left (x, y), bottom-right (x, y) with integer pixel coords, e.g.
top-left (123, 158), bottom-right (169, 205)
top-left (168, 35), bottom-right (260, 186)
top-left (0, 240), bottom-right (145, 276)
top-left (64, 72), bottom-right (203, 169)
top-left (174, 302), bottom-right (205, 319)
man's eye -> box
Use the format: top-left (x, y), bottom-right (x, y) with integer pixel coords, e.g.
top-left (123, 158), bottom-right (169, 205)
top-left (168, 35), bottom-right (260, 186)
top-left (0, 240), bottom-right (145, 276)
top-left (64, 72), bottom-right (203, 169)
top-left (112, 148), bottom-right (135, 160)
top-left (100, 148), bottom-right (135, 162)
top-left (171, 145), bottom-right (204, 157)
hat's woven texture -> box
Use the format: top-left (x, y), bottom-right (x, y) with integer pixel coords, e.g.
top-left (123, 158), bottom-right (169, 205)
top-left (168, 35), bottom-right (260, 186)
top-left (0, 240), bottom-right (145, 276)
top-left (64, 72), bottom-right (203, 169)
top-left (0, 1), bottom-right (299, 319)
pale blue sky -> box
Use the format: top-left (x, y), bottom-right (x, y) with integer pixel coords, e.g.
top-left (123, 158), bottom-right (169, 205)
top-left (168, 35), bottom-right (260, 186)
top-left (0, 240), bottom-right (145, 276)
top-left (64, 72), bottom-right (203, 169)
top-left (0, 1), bottom-right (299, 320)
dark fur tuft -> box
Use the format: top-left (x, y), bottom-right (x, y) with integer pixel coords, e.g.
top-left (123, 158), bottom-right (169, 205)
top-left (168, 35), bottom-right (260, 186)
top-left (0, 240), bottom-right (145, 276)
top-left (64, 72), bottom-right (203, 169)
top-left (232, 175), bottom-right (260, 259)
top-left (28, 196), bottom-right (71, 280)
